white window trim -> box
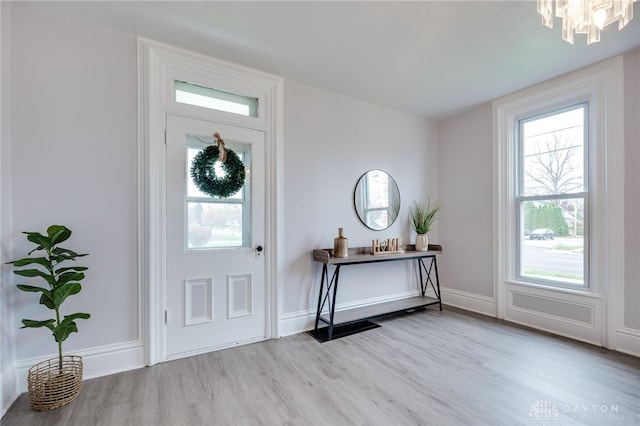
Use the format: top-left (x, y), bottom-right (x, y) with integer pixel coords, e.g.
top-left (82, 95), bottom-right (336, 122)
top-left (493, 56), bottom-right (624, 347)
top-left (138, 39), bottom-right (284, 366)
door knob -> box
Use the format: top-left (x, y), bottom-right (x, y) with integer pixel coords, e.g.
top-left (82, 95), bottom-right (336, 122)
top-left (256, 245), bottom-right (263, 252)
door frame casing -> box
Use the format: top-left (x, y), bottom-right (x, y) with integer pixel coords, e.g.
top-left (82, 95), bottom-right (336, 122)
top-left (138, 38), bottom-right (284, 365)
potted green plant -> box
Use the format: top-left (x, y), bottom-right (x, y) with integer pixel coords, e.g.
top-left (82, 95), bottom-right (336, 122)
top-left (7, 224), bottom-right (89, 411)
top-left (409, 197), bottom-right (441, 251)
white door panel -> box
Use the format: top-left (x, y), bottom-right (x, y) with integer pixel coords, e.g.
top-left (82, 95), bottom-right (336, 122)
top-left (165, 114), bottom-right (265, 360)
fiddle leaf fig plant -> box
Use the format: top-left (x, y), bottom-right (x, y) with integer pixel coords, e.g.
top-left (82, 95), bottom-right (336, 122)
top-left (7, 225), bottom-right (89, 372)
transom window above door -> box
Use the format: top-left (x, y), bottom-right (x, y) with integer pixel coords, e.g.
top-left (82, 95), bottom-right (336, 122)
top-left (174, 80), bottom-right (259, 117)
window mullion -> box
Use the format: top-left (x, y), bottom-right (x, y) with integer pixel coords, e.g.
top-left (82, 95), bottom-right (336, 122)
top-left (518, 192), bottom-right (587, 203)
top-left (186, 197), bottom-right (244, 204)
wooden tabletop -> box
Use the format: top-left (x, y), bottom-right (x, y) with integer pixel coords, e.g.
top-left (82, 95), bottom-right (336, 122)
top-left (313, 244), bottom-right (442, 265)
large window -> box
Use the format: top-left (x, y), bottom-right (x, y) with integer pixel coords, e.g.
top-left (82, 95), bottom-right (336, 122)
top-left (517, 104), bottom-right (588, 287)
top-left (494, 57), bottom-right (624, 347)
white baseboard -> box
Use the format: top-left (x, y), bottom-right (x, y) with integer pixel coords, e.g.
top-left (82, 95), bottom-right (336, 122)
top-left (280, 309), bottom-right (315, 337)
top-left (15, 340), bottom-right (145, 394)
top-left (1, 365), bottom-right (18, 419)
top-left (280, 289), bottom-right (498, 337)
top-left (280, 290), bottom-right (423, 337)
top-left (505, 308), bottom-right (602, 346)
top-left (611, 327), bottom-right (640, 357)
top-left (441, 287), bottom-right (497, 317)
top-left (281, 287), bottom-right (636, 359)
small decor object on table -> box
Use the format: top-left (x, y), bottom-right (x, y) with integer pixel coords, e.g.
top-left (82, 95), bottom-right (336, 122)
top-left (334, 227), bottom-right (349, 258)
top-left (190, 132), bottom-right (246, 198)
top-left (409, 197), bottom-right (441, 252)
top-left (7, 225), bottom-right (89, 411)
top-left (371, 238), bottom-right (404, 255)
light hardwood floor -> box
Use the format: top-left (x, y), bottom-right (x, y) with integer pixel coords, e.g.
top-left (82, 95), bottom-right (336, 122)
top-left (2, 307), bottom-right (639, 426)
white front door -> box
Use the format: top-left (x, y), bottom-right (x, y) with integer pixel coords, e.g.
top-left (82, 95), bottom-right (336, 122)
top-left (165, 114), bottom-right (266, 360)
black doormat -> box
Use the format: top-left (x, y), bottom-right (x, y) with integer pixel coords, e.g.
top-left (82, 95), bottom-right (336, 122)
top-left (307, 320), bottom-right (381, 343)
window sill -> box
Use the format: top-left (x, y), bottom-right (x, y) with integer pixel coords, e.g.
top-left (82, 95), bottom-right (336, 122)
top-left (505, 279), bottom-right (603, 300)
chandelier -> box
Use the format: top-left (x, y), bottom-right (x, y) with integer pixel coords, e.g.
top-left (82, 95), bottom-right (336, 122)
top-left (537, 0), bottom-right (638, 44)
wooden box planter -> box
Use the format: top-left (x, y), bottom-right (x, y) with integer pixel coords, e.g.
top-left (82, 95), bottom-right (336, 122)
top-left (27, 355), bottom-right (83, 411)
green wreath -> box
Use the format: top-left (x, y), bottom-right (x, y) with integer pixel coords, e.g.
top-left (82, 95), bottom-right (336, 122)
top-left (191, 145), bottom-right (246, 198)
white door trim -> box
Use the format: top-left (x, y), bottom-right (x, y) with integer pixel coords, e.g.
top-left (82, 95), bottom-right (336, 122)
top-left (138, 38), bottom-right (284, 365)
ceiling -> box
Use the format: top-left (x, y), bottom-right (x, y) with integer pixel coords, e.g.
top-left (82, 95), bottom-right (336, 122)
top-left (26, 1), bottom-right (640, 120)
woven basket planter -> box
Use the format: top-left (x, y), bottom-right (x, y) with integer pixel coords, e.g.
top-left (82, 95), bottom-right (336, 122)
top-left (27, 355), bottom-right (83, 411)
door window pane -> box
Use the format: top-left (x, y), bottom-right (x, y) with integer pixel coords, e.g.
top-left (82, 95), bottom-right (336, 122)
top-left (185, 135), bottom-right (250, 250)
top-left (187, 202), bottom-right (243, 249)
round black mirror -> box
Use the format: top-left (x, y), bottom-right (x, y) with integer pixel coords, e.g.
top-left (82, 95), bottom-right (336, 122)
top-left (353, 170), bottom-right (400, 231)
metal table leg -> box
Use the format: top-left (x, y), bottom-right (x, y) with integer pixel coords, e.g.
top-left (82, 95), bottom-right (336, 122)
top-left (433, 256), bottom-right (442, 311)
top-left (325, 265), bottom-right (340, 340)
top-left (313, 263), bottom-right (341, 340)
top-left (417, 256), bottom-right (442, 310)
top-left (314, 264), bottom-right (328, 330)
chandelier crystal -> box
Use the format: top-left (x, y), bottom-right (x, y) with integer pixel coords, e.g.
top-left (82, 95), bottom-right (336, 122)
top-left (537, 0), bottom-right (638, 44)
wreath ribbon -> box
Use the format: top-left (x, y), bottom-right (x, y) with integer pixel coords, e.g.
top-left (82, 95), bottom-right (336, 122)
top-left (214, 132), bottom-right (227, 163)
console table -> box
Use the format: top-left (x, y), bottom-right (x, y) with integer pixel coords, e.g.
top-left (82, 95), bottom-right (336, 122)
top-left (312, 244), bottom-right (442, 340)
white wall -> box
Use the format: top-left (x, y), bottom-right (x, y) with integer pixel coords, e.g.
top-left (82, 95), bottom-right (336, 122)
top-left (281, 81), bottom-right (438, 331)
top-left (9, 4), bottom-right (138, 360)
top-left (0, 1), bottom-right (16, 417)
top-left (436, 103), bottom-right (495, 314)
